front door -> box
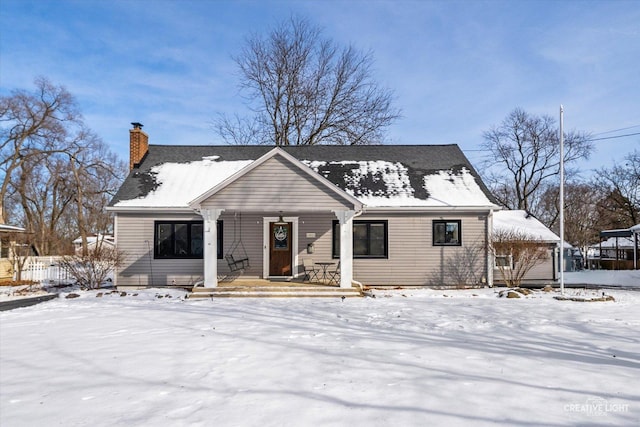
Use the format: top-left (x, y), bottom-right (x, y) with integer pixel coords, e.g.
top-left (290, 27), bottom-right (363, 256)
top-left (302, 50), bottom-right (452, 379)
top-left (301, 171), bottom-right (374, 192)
top-left (269, 222), bottom-right (292, 276)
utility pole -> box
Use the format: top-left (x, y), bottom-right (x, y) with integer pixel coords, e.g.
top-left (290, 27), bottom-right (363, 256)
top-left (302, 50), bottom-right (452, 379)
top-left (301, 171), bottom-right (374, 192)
top-left (559, 105), bottom-right (565, 294)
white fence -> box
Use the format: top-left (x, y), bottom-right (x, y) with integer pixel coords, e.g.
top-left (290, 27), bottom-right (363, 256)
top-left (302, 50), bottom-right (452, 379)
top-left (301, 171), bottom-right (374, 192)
top-left (18, 256), bottom-right (73, 284)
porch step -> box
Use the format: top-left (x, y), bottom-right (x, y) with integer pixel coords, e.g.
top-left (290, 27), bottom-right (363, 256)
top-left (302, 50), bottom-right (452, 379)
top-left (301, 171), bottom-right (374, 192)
top-left (188, 285), bottom-right (362, 298)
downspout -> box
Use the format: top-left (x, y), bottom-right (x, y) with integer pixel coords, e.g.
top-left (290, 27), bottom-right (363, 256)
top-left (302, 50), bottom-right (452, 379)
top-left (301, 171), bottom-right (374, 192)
top-left (486, 208), bottom-right (494, 287)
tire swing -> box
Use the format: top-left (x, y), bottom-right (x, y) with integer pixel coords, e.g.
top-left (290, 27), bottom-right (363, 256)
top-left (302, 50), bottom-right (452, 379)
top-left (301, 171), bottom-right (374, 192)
top-left (225, 212), bottom-right (249, 272)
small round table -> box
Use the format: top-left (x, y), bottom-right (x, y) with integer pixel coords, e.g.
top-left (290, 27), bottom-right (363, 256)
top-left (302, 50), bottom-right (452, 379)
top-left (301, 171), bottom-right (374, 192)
top-left (314, 262), bottom-right (335, 283)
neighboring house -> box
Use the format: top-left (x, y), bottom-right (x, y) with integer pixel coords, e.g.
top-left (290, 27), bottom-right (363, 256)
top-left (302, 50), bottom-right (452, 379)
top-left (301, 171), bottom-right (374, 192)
top-left (108, 124), bottom-right (500, 289)
top-left (588, 226), bottom-right (639, 270)
top-left (73, 234), bottom-right (115, 254)
top-left (0, 224), bottom-right (26, 281)
top-left (492, 210), bottom-right (560, 285)
top-left (561, 242), bottom-right (584, 272)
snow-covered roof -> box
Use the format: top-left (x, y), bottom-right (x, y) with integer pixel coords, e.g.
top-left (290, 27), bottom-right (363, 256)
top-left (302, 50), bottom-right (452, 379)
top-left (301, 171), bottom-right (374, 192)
top-left (303, 160), bottom-right (493, 207)
top-left (114, 158), bottom-right (253, 208)
top-left (0, 224), bottom-right (26, 233)
top-left (73, 234), bottom-right (115, 245)
top-left (493, 210), bottom-right (560, 243)
top-left (591, 236), bottom-right (635, 249)
top-left (110, 145), bottom-right (498, 210)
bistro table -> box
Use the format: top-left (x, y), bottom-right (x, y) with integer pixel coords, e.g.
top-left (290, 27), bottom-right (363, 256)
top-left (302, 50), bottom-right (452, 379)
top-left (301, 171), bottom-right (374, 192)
top-left (314, 262), bottom-right (335, 283)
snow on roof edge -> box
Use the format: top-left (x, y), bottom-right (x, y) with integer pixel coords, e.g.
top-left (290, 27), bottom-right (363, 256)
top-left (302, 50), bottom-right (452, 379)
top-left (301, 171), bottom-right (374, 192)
top-left (493, 210), bottom-right (560, 242)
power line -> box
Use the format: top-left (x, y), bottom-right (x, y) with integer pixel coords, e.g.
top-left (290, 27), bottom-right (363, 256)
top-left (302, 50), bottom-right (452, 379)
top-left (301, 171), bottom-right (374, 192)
top-left (588, 132), bottom-right (640, 142)
top-left (592, 124), bottom-right (640, 136)
top-left (463, 131), bottom-right (640, 153)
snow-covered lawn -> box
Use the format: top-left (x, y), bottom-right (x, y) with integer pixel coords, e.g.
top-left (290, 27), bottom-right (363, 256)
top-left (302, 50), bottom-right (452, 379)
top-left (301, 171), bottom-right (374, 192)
top-left (1, 287), bottom-right (638, 426)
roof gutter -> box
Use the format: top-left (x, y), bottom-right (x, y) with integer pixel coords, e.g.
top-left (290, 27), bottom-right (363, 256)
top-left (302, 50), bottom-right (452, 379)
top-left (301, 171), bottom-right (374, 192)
top-left (362, 205), bottom-right (501, 214)
top-left (106, 206), bottom-right (195, 214)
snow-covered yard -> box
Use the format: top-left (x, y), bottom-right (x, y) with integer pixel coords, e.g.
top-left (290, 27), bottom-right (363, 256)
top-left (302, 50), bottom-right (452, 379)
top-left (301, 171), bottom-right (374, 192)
top-left (1, 285), bottom-right (638, 426)
top-left (565, 269), bottom-right (640, 287)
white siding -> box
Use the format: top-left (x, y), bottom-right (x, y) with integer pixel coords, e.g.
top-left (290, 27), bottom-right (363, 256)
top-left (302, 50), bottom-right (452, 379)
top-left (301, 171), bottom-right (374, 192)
top-left (493, 246), bottom-right (558, 285)
top-left (525, 255), bottom-right (557, 281)
top-left (115, 213), bottom-right (204, 288)
top-left (115, 210), bottom-right (491, 288)
top-left (293, 211), bottom-right (489, 287)
top-left (351, 212), bottom-right (488, 287)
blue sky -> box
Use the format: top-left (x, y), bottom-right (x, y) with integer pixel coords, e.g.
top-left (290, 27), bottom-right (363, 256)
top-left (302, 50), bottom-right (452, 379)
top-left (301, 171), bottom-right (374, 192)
top-left (1, 0), bottom-right (639, 175)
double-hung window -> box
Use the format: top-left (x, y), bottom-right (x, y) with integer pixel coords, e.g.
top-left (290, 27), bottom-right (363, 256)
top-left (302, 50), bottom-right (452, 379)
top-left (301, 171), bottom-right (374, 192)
top-left (332, 220), bottom-right (388, 258)
top-left (154, 221), bottom-right (222, 259)
top-left (433, 220), bottom-right (461, 246)
top-left (494, 254), bottom-right (513, 269)
top-left (0, 237), bottom-right (8, 258)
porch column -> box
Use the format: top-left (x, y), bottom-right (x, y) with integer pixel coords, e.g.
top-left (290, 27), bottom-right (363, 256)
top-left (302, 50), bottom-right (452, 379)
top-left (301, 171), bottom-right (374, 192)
top-left (634, 231), bottom-right (638, 270)
top-left (202, 208), bottom-right (224, 288)
top-left (334, 210), bottom-right (356, 288)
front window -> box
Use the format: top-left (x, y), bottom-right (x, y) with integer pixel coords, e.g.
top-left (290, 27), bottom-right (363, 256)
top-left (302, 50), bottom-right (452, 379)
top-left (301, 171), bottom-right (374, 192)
top-left (333, 220), bottom-right (388, 258)
top-left (0, 238), bottom-right (8, 258)
top-left (433, 220), bottom-right (461, 246)
top-left (154, 221), bottom-right (222, 259)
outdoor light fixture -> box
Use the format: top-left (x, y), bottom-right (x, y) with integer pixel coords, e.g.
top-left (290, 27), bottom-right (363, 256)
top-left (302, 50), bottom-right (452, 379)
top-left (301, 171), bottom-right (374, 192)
top-left (274, 212), bottom-right (287, 225)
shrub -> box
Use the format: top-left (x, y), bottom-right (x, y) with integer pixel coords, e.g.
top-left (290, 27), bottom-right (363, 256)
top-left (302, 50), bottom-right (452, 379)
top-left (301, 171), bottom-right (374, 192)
top-left (491, 229), bottom-right (550, 287)
top-left (59, 246), bottom-right (125, 290)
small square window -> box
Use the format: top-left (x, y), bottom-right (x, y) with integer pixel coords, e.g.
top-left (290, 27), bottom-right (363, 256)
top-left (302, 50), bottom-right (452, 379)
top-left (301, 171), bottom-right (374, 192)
top-left (495, 254), bottom-right (513, 269)
top-left (0, 238), bottom-right (8, 258)
top-left (433, 220), bottom-right (461, 246)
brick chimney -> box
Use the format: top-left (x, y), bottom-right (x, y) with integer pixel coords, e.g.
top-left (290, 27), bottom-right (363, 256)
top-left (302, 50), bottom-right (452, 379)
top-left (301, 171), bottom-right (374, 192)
top-left (129, 122), bottom-right (148, 170)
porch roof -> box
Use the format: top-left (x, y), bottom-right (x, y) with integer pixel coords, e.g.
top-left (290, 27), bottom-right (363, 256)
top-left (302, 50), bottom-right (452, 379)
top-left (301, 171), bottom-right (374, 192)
top-left (592, 236), bottom-right (635, 249)
top-left (493, 210), bottom-right (560, 243)
top-left (600, 228), bottom-right (634, 238)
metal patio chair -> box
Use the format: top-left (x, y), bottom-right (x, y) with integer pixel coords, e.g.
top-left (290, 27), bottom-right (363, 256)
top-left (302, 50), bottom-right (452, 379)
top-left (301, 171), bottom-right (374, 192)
top-left (302, 258), bottom-right (320, 282)
top-left (327, 261), bottom-right (341, 286)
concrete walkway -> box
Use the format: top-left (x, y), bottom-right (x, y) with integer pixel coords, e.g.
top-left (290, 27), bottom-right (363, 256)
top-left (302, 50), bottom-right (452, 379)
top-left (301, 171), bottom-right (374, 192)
top-left (189, 279), bottom-right (362, 298)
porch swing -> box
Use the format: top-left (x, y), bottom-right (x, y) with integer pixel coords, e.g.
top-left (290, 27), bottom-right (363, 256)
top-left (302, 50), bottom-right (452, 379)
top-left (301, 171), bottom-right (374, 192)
top-left (225, 212), bottom-right (250, 272)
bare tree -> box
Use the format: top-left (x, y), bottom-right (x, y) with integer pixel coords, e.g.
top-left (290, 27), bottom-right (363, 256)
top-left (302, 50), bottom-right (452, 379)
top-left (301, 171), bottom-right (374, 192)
top-left (0, 77), bottom-right (78, 224)
top-left (593, 149), bottom-right (640, 228)
top-left (66, 129), bottom-right (126, 256)
top-left (15, 155), bottom-right (75, 255)
top-left (481, 108), bottom-right (593, 214)
top-left (2, 78), bottom-right (126, 255)
top-left (214, 114), bottom-right (265, 146)
top-left (491, 229), bottom-right (550, 287)
top-left (537, 181), bottom-right (603, 250)
top-left (216, 16), bottom-right (400, 146)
